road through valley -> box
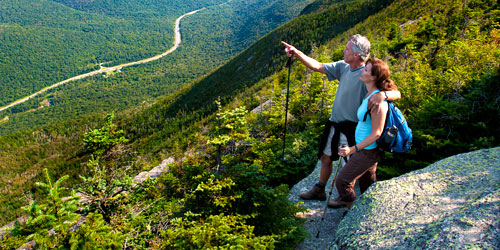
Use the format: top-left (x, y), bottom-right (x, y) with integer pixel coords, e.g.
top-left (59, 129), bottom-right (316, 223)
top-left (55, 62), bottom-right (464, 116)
top-left (0, 8), bottom-right (203, 113)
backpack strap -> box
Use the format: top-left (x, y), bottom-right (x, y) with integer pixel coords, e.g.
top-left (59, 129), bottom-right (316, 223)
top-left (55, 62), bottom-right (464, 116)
top-left (363, 109), bottom-right (371, 122)
top-left (363, 100), bottom-right (393, 122)
top-left (362, 90), bottom-right (381, 122)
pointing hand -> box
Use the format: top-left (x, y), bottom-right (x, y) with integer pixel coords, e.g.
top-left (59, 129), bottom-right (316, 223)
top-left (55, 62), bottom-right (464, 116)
top-left (281, 41), bottom-right (297, 57)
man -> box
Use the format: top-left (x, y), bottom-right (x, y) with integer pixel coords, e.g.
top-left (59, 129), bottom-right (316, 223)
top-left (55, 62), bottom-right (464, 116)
top-left (282, 34), bottom-right (400, 207)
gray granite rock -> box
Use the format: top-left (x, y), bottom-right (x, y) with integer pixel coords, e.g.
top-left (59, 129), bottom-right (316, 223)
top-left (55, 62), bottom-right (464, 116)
top-left (290, 159), bottom-right (360, 250)
top-left (133, 157), bottom-right (174, 185)
top-left (333, 147), bottom-right (500, 249)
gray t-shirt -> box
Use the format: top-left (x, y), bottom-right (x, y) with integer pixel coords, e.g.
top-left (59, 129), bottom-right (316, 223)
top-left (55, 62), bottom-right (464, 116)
top-left (323, 61), bottom-right (367, 123)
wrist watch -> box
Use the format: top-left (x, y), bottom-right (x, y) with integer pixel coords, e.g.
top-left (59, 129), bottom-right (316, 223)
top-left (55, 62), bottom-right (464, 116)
top-left (355, 144), bottom-right (360, 152)
top-left (383, 91), bottom-right (389, 100)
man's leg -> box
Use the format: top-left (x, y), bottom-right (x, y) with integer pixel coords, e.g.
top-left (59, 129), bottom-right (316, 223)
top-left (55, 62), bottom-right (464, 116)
top-left (299, 153), bottom-right (331, 200)
top-left (299, 126), bottom-right (337, 201)
top-left (319, 154), bottom-right (333, 184)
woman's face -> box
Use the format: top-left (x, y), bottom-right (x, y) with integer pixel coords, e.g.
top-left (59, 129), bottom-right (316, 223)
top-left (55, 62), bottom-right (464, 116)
top-left (360, 63), bottom-right (375, 83)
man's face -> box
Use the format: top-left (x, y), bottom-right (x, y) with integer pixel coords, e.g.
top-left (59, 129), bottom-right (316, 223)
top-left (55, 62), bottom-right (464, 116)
top-left (343, 41), bottom-right (359, 63)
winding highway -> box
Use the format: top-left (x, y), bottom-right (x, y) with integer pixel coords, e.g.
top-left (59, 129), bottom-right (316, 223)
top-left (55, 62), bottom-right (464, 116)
top-left (0, 8), bottom-right (203, 113)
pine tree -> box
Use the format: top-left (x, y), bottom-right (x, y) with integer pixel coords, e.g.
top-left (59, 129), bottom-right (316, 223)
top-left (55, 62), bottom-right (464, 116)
top-left (12, 168), bottom-right (81, 248)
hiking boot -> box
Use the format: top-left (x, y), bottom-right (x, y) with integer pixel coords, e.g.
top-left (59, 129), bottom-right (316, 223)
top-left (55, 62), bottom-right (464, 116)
top-left (299, 185), bottom-right (326, 201)
top-left (327, 197), bottom-right (353, 208)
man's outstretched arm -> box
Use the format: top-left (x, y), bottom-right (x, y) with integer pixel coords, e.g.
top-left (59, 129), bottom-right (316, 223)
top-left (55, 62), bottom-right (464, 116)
top-left (281, 41), bottom-right (326, 74)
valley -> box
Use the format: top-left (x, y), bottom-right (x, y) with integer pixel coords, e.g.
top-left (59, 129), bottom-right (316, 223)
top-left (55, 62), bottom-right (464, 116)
top-left (0, 8), bottom-right (202, 113)
top-left (0, 0), bottom-right (313, 135)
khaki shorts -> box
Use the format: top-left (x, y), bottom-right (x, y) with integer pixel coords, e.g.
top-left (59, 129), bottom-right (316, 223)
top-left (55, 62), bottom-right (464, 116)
top-left (323, 126), bottom-right (349, 156)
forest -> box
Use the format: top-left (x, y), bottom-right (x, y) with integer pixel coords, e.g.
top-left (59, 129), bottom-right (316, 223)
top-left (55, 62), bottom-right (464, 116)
top-left (0, 0), bottom-right (499, 248)
top-left (0, 0), bottom-right (311, 135)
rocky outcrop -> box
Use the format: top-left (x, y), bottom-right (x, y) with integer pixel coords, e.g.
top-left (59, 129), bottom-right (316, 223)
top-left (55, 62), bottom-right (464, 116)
top-left (333, 147), bottom-right (500, 249)
top-left (289, 159), bottom-right (359, 250)
top-left (133, 157), bottom-right (174, 184)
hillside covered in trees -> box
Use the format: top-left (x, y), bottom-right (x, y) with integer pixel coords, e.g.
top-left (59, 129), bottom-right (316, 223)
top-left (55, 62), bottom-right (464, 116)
top-left (0, 0), bottom-right (311, 135)
top-left (0, 0), bottom-right (499, 248)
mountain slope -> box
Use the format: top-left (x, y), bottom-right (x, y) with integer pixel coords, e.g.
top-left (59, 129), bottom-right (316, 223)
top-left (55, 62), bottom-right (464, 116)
top-left (0, 0), bottom-right (190, 106)
top-left (0, 0), bottom-right (318, 224)
top-left (0, 0), bottom-right (394, 226)
top-left (123, 0), bottom-right (396, 154)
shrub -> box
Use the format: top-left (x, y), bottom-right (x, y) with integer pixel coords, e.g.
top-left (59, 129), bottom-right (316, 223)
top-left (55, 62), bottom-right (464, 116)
top-left (69, 212), bottom-right (125, 250)
top-left (8, 169), bottom-right (80, 249)
top-left (161, 213), bottom-right (275, 249)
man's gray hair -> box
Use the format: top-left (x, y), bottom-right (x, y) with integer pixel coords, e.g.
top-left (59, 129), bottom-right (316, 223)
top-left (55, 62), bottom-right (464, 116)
top-left (349, 34), bottom-right (371, 62)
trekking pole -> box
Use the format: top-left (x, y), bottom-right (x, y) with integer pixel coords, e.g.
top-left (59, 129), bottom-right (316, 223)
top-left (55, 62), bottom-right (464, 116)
top-left (281, 56), bottom-right (292, 161)
top-left (316, 146), bottom-right (348, 238)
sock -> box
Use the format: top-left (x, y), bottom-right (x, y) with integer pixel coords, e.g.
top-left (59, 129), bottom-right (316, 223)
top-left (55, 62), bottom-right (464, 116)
top-left (315, 181), bottom-right (326, 189)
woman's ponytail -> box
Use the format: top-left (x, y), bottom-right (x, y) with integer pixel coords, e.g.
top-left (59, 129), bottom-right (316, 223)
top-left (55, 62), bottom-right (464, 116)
top-left (382, 78), bottom-right (397, 91)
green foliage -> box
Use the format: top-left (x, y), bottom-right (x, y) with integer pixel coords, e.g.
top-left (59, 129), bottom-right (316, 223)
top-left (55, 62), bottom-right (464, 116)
top-left (0, 0), bottom-right (312, 136)
top-left (248, 135), bottom-right (315, 186)
top-left (209, 100), bottom-right (250, 147)
top-left (161, 213), bottom-right (276, 249)
top-left (0, 0), bottom-right (499, 248)
top-left (226, 166), bottom-right (308, 248)
top-left (68, 212), bottom-right (124, 250)
top-left (78, 114), bottom-right (134, 221)
top-left (184, 175), bottom-right (242, 216)
top-left (0, 0), bottom-right (234, 108)
top-left (179, 160), bottom-right (307, 248)
top-left (208, 100), bottom-right (253, 169)
top-left (78, 156), bottom-right (134, 222)
top-left (4, 169), bottom-right (126, 249)
top-left (0, 234), bottom-right (26, 250)
top-left (9, 168), bottom-right (80, 248)
top-left (83, 113), bottom-right (128, 156)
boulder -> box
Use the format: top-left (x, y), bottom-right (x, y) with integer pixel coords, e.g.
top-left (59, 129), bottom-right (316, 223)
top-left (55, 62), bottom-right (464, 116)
top-left (133, 157), bottom-right (174, 184)
top-left (334, 147), bottom-right (500, 249)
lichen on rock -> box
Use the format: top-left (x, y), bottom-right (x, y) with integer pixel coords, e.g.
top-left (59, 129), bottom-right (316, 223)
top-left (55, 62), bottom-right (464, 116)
top-left (334, 147), bottom-right (500, 249)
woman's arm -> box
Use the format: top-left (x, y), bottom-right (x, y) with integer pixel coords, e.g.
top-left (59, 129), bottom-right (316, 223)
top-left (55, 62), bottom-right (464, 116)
top-left (368, 90), bottom-right (400, 113)
top-left (339, 103), bottom-right (388, 156)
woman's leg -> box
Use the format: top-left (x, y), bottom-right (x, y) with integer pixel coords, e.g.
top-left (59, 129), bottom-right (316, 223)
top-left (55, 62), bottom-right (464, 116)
top-left (359, 164), bottom-right (377, 194)
top-left (335, 149), bottom-right (380, 202)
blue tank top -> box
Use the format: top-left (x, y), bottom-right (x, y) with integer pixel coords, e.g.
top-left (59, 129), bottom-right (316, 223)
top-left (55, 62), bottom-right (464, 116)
top-left (355, 90), bottom-right (383, 149)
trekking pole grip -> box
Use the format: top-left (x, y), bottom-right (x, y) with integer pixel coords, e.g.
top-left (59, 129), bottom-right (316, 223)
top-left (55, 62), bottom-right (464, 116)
top-left (340, 144), bottom-right (349, 163)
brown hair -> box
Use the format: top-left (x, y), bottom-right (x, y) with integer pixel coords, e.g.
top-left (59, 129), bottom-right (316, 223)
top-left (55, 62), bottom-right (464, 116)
top-left (366, 57), bottom-right (397, 91)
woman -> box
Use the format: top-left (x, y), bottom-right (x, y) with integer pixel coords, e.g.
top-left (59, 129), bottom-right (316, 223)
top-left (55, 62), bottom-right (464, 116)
top-left (328, 57), bottom-right (398, 208)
